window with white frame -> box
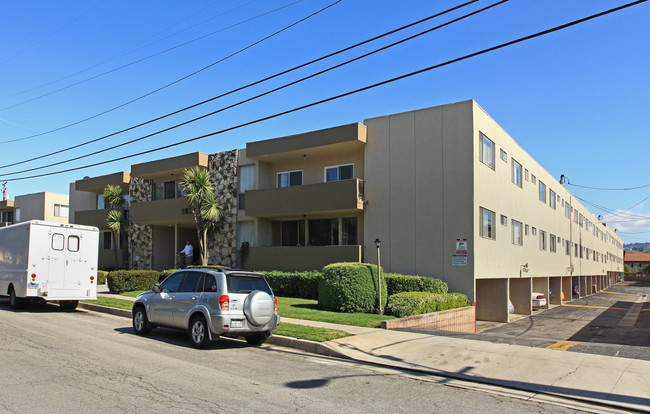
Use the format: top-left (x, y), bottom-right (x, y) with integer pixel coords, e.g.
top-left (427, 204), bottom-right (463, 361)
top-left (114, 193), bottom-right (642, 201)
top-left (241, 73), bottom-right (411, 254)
top-left (525, 224), bottom-right (529, 236)
top-left (539, 230), bottom-right (547, 250)
top-left (500, 215), bottom-right (508, 226)
top-left (539, 181), bottom-right (546, 203)
top-left (500, 149), bottom-right (507, 162)
top-left (525, 169), bottom-right (529, 181)
top-left (550, 234), bottom-right (556, 252)
top-left (574, 209), bottom-right (579, 224)
top-left (277, 170), bottom-right (303, 188)
top-left (512, 220), bottom-right (523, 245)
top-left (480, 207), bottom-right (496, 240)
top-left (549, 189), bottom-right (556, 209)
top-left (511, 159), bottom-right (522, 187)
top-left (532, 226), bottom-right (537, 235)
top-left (565, 203), bottom-right (570, 219)
top-left (14, 208), bottom-right (20, 222)
top-left (479, 133), bottom-right (495, 169)
top-left (531, 174), bottom-right (536, 184)
top-left (54, 204), bottom-right (69, 218)
top-left (325, 164), bottom-right (354, 182)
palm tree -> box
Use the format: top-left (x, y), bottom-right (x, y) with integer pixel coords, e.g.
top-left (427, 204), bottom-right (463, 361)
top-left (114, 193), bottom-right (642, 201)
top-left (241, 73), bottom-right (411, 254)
top-left (180, 167), bottom-right (222, 265)
top-left (103, 185), bottom-right (126, 268)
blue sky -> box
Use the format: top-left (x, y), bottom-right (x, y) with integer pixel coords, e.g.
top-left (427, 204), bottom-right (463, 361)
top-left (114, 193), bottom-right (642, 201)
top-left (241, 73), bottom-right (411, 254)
top-left (1, 0), bottom-right (648, 244)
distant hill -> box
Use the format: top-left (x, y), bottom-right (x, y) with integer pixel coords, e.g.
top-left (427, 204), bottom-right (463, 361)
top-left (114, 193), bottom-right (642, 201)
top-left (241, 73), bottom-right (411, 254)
top-left (625, 242), bottom-right (650, 252)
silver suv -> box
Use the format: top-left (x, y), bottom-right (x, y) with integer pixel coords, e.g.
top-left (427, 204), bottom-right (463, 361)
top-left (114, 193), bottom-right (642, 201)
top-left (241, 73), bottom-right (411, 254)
top-left (132, 268), bottom-right (280, 348)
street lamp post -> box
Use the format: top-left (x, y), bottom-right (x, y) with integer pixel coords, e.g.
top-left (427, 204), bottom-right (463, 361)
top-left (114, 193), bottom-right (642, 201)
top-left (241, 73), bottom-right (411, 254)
top-left (374, 238), bottom-right (383, 315)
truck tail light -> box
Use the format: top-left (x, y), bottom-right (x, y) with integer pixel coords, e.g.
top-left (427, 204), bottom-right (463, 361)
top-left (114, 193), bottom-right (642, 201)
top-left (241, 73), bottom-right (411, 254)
top-left (31, 274), bottom-right (36, 282)
top-left (90, 276), bottom-right (95, 284)
top-left (218, 295), bottom-right (229, 311)
top-left (274, 296), bottom-right (277, 312)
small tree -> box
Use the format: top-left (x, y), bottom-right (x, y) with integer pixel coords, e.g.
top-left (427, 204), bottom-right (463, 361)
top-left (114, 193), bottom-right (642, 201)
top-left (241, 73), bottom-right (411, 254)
top-left (103, 185), bottom-right (126, 268)
top-left (180, 167), bottom-right (222, 265)
top-left (624, 264), bottom-right (632, 273)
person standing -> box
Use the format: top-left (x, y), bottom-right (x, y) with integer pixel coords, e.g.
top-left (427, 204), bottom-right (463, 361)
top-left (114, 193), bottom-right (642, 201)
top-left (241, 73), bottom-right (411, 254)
top-left (180, 241), bottom-right (194, 267)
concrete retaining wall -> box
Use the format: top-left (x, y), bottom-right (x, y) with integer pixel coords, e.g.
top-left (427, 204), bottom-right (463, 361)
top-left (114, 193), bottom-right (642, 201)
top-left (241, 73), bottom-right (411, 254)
top-left (624, 273), bottom-right (650, 282)
top-left (380, 306), bottom-right (475, 333)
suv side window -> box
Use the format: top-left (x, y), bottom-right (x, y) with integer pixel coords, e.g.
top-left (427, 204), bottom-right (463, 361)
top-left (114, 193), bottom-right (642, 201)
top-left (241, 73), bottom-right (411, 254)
top-left (201, 274), bottom-right (217, 292)
top-left (160, 272), bottom-right (185, 293)
top-left (179, 272), bottom-right (203, 292)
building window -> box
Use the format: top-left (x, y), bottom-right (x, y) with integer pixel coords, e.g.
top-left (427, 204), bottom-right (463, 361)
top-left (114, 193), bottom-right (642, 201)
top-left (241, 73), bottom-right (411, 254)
top-left (511, 159), bottom-right (522, 187)
top-left (565, 203), bottom-right (570, 219)
top-left (531, 174), bottom-right (536, 184)
top-left (325, 164), bottom-right (354, 182)
top-left (272, 220), bottom-right (305, 246)
top-left (539, 230), bottom-right (547, 250)
top-left (579, 214), bottom-right (583, 227)
top-left (307, 217), bottom-right (358, 246)
top-left (237, 220), bottom-right (255, 248)
top-left (54, 204), bottom-right (69, 218)
top-left (238, 165), bottom-right (255, 210)
top-left (525, 224), bottom-right (529, 236)
top-left (550, 234), bottom-right (557, 252)
top-left (539, 181), bottom-right (546, 203)
top-left (512, 220), bottom-right (523, 245)
top-left (154, 180), bottom-right (180, 200)
top-left (532, 227), bottom-right (537, 236)
top-left (500, 215), bottom-right (507, 226)
top-left (15, 208), bottom-right (21, 222)
top-left (525, 169), bottom-right (529, 181)
top-left (500, 149), bottom-right (507, 162)
top-left (575, 243), bottom-right (578, 257)
top-left (97, 195), bottom-right (105, 209)
top-left (566, 241), bottom-right (570, 256)
top-left (549, 189), bottom-right (556, 209)
top-left (479, 133), bottom-right (495, 169)
top-left (574, 209), bottom-right (579, 224)
top-left (277, 170), bottom-right (303, 188)
top-left (480, 207), bottom-right (495, 240)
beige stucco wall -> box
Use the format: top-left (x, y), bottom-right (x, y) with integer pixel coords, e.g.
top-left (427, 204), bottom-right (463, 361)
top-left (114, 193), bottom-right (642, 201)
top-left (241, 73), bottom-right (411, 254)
top-left (14, 192), bottom-right (69, 224)
top-left (472, 101), bottom-right (623, 280)
top-left (363, 101), bottom-right (475, 300)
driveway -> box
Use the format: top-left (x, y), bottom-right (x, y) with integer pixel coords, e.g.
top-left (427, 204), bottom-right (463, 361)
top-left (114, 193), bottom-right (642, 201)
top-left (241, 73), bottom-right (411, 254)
top-left (415, 281), bottom-right (650, 361)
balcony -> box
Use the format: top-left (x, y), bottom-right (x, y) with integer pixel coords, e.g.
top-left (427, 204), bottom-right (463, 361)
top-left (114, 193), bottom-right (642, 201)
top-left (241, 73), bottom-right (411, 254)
top-left (245, 245), bottom-right (362, 272)
top-left (131, 152), bottom-right (208, 181)
top-left (75, 172), bottom-right (130, 193)
top-left (131, 197), bottom-right (194, 225)
top-left (245, 179), bottom-right (364, 217)
top-left (75, 209), bottom-right (112, 229)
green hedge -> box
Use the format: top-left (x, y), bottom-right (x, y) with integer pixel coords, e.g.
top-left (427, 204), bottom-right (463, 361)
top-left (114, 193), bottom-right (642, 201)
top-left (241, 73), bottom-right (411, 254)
top-left (384, 273), bottom-right (448, 295)
top-left (107, 270), bottom-right (160, 294)
top-left (386, 292), bottom-right (470, 318)
top-left (158, 269), bottom-right (176, 283)
top-left (97, 270), bottom-right (108, 285)
top-left (318, 262), bottom-right (387, 313)
top-left (259, 270), bottom-right (321, 299)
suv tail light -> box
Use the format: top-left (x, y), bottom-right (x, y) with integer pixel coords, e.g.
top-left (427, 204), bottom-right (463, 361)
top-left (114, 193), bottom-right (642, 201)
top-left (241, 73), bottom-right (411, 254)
top-left (274, 296), bottom-right (277, 312)
top-left (218, 295), bottom-right (229, 311)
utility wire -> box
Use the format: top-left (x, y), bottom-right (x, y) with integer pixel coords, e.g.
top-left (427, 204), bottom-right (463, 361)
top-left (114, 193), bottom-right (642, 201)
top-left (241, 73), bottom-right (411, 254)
top-left (575, 195), bottom-right (650, 220)
top-left (0, 0), bottom-right (256, 102)
top-left (0, 0), bottom-right (308, 116)
top-left (0, 0), bottom-right (479, 168)
top-left (567, 182), bottom-right (650, 191)
top-left (1, 0), bottom-right (645, 182)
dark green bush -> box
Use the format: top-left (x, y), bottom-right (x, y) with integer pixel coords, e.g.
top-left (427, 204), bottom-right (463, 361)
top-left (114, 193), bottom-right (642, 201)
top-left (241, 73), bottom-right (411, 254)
top-left (318, 262), bottom-right (387, 313)
top-left (643, 264), bottom-right (650, 274)
top-left (386, 292), bottom-right (470, 318)
top-left (258, 270), bottom-right (321, 299)
top-left (107, 270), bottom-right (160, 294)
top-left (384, 273), bottom-right (448, 295)
top-left (97, 270), bottom-right (108, 285)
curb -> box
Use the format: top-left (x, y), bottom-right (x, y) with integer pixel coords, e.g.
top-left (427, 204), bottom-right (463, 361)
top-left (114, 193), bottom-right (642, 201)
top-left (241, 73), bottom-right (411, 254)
top-left (80, 302), bottom-right (347, 359)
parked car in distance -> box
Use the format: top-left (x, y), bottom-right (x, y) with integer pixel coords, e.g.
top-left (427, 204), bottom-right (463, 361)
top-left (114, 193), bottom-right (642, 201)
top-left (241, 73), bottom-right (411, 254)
top-left (132, 268), bottom-right (280, 348)
top-left (572, 285), bottom-right (580, 297)
top-left (532, 292), bottom-right (547, 308)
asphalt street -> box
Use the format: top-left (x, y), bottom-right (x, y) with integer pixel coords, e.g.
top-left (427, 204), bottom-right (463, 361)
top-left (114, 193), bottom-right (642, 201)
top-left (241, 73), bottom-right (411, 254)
top-left (0, 301), bottom-right (600, 414)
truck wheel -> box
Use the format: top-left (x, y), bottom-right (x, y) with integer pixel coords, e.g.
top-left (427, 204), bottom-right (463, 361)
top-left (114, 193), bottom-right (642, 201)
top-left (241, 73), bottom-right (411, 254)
top-left (189, 315), bottom-right (210, 349)
top-left (245, 332), bottom-right (270, 346)
top-left (59, 300), bottom-right (78, 311)
top-left (132, 306), bottom-right (151, 335)
top-left (9, 287), bottom-right (23, 309)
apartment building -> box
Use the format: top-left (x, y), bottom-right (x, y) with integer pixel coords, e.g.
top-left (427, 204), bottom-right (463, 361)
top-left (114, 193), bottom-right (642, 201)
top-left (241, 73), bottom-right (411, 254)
top-left (0, 192), bottom-right (69, 227)
top-left (70, 100), bottom-right (623, 321)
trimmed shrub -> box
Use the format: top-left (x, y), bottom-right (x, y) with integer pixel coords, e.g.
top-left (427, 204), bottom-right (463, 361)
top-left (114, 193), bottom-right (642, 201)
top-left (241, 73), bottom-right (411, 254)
top-left (107, 270), bottom-right (160, 294)
top-left (386, 292), bottom-right (470, 318)
top-left (158, 269), bottom-right (176, 283)
top-left (258, 270), bottom-right (321, 299)
top-left (97, 270), bottom-right (108, 285)
top-left (318, 262), bottom-right (387, 313)
top-left (384, 273), bottom-right (448, 296)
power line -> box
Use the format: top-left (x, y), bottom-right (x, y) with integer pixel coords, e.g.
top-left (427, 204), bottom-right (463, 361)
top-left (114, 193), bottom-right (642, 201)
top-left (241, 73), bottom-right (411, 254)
top-left (0, 0), bottom-right (480, 169)
top-left (0, 0), bottom-right (308, 117)
top-left (2, 0), bottom-right (645, 182)
top-left (567, 182), bottom-right (650, 191)
top-left (0, 0), bottom-right (256, 102)
top-left (575, 195), bottom-right (650, 220)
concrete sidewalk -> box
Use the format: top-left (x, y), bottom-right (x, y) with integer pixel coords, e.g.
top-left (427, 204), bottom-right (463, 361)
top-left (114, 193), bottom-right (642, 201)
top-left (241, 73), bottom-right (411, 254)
top-left (92, 285), bottom-right (650, 412)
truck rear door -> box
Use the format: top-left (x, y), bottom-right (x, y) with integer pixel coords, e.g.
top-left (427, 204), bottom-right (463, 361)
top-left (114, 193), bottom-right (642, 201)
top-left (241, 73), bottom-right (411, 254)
top-left (47, 227), bottom-right (87, 297)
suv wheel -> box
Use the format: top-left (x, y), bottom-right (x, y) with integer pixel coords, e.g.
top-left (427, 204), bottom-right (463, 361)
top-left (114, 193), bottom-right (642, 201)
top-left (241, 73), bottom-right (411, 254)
top-left (243, 291), bottom-right (274, 327)
top-left (245, 332), bottom-right (270, 346)
top-left (189, 314), bottom-right (210, 349)
top-left (132, 306), bottom-right (151, 335)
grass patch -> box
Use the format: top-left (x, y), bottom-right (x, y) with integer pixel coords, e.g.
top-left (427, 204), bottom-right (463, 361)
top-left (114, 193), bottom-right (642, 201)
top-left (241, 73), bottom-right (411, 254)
top-left (83, 297), bottom-right (133, 310)
top-left (277, 296), bottom-right (394, 328)
top-left (120, 290), bottom-right (146, 298)
top-left (274, 323), bottom-right (350, 342)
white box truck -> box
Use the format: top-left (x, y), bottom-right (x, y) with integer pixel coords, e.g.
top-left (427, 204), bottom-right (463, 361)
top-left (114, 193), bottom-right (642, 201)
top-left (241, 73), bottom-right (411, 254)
top-left (0, 220), bottom-right (99, 310)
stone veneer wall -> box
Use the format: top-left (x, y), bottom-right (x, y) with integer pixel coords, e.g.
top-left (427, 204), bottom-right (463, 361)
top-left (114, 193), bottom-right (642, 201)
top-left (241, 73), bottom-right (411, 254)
top-left (129, 177), bottom-right (153, 270)
top-left (207, 150), bottom-right (238, 267)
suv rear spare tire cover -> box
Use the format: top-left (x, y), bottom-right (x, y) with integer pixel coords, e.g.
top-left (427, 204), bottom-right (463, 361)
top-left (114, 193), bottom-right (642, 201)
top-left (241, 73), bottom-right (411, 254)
top-left (243, 290), bottom-right (274, 327)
